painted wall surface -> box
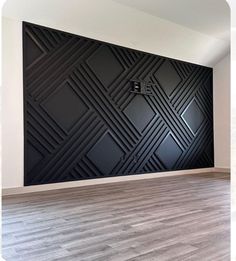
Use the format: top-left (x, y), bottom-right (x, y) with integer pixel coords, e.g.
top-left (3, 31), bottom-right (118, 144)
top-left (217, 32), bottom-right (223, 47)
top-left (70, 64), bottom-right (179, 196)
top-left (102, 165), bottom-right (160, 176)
top-left (3, 0), bottom-right (229, 67)
top-left (1, 4), bottom-right (229, 188)
top-left (213, 54), bottom-right (230, 168)
top-left (2, 17), bottom-right (24, 188)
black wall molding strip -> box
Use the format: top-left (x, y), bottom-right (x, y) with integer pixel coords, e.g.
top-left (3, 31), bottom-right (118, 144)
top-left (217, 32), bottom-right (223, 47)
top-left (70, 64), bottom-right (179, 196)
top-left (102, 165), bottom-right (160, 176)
top-left (23, 21), bottom-right (214, 186)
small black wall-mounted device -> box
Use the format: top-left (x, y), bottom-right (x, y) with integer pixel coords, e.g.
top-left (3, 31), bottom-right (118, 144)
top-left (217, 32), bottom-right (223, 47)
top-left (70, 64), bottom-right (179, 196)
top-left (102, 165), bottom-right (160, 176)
top-left (130, 80), bottom-right (153, 96)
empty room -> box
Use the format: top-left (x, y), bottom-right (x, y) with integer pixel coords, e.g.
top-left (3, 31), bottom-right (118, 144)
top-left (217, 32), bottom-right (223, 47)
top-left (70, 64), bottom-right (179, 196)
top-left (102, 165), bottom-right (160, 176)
top-left (1, 0), bottom-right (231, 260)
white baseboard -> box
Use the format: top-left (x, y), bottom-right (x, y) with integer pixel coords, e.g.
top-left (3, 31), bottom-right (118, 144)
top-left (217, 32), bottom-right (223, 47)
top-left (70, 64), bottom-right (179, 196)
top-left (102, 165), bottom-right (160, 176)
top-left (2, 167), bottom-right (229, 196)
top-left (214, 167), bottom-right (230, 173)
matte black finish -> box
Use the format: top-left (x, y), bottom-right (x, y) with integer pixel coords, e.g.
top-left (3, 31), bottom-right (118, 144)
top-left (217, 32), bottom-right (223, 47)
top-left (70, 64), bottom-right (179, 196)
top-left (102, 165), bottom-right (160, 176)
top-left (23, 22), bottom-right (214, 186)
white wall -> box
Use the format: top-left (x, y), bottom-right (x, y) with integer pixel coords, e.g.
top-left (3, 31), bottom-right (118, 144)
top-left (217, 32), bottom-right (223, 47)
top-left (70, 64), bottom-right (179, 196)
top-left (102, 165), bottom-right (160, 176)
top-left (213, 54), bottom-right (230, 168)
top-left (1, 0), bottom-right (230, 188)
top-left (3, 0), bottom-right (229, 67)
top-left (2, 17), bottom-right (24, 188)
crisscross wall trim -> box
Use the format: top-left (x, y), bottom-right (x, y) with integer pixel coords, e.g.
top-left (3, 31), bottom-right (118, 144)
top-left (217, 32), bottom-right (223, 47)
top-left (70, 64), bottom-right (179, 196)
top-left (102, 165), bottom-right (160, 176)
top-left (23, 22), bottom-right (214, 186)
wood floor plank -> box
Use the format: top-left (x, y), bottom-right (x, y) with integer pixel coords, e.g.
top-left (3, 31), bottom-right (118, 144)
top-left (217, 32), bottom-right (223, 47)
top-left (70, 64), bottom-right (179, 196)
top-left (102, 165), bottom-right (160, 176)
top-left (2, 172), bottom-right (230, 260)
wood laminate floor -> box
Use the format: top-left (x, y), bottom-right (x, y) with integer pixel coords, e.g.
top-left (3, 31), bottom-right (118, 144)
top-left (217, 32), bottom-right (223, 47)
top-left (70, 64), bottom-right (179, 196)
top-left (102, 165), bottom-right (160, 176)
top-left (2, 172), bottom-right (230, 261)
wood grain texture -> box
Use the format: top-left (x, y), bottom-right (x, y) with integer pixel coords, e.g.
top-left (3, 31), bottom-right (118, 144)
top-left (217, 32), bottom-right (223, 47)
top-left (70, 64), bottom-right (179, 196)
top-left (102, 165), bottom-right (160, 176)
top-left (2, 172), bottom-right (230, 261)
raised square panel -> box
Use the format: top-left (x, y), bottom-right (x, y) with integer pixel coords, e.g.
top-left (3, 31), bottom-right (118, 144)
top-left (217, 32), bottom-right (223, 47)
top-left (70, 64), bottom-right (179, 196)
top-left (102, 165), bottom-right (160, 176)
top-left (182, 99), bottom-right (205, 135)
top-left (43, 82), bottom-right (88, 131)
top-left (156, 133), bottom-right (182, 169)
top-left (87, 132), bottom-right (124, 175)
top-left (87, 45), bottom-right (124, 88)
top-left (155, 60), bottom-right (181, 97)
top-left (124, 95), bottom-right (156, 132)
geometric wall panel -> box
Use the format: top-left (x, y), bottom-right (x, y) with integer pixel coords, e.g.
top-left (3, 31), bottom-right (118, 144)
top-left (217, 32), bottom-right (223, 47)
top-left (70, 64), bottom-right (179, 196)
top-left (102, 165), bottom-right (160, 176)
top-left (26, 143), bottom-right (43, 172)
top-left (124, 95), bottom-right (156, 132)
top-left (155, 133), bottom-right (183, 169)
top-left (87, 45), bottom-right (124, 88)
top-left (43, 82), bottom-right (88, 131)
top-left (87, 132), bottom-right (124, 175)
top-left (23, 22), bottom-right (214, 186)
top-left (182, 99), bottom-right (205, 135)
top-left (25, 33), bottom-right (45, 68)
top-left (154, 60), bottom-right (182, 97)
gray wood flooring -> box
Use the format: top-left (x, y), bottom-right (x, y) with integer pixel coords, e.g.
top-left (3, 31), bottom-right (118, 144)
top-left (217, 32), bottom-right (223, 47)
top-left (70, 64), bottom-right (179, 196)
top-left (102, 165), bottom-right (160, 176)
top-left (2, 172), bottom-right (230, 261)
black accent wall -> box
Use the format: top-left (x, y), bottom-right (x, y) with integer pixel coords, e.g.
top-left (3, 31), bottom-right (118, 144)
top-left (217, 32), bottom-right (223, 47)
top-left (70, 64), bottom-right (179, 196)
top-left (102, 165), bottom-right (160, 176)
top-left (23, 22), bottom-right (214, 186)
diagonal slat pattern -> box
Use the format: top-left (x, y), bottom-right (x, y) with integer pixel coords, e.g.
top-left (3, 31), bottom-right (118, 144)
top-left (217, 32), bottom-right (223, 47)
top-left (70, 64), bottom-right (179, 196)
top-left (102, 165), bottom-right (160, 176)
top-left (23, 22), bottom-right (214, 185)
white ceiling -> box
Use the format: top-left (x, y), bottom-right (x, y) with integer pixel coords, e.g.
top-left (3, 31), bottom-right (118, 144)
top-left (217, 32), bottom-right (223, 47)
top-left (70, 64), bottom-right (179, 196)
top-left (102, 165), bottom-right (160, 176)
top-left (2, 0), bottom-right (230, 66)
top-left (114, 0), bottom-right (230, 41)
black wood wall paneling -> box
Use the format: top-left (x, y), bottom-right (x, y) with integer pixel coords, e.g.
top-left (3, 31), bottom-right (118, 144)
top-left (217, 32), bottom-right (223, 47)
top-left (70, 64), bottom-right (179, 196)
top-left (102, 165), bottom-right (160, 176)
top-left (23, 22), bottom-right (214, 186)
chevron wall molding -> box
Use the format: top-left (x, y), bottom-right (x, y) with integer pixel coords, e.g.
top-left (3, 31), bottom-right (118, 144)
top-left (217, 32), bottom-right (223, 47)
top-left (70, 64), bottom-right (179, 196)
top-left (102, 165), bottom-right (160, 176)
top-left (23, 22), bottom-right (214, 186)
